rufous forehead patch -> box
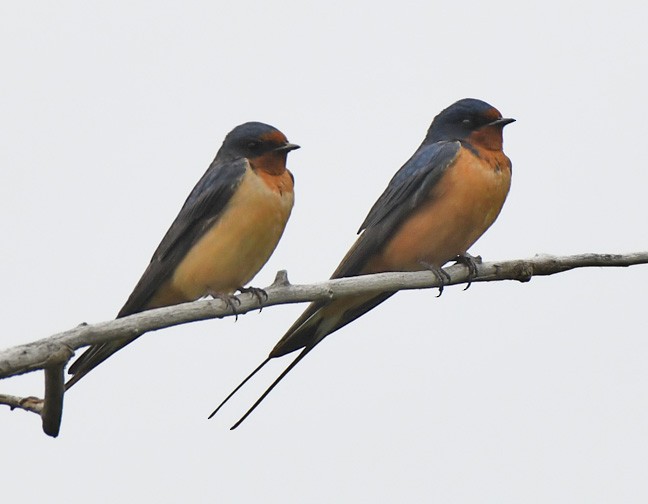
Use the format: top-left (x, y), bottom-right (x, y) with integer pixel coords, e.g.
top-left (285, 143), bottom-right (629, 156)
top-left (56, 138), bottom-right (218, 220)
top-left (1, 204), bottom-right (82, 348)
top-left (260, 130), bottom-right (289, 145)
top-left (484, 107), bottom-right (502, 121)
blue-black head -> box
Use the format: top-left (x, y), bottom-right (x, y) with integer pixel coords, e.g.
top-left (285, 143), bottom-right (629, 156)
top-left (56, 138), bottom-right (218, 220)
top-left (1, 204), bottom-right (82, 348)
top-left (424, 98), bottom-right (515, 145)
top-left (216, 122), bottom-right (300, 162)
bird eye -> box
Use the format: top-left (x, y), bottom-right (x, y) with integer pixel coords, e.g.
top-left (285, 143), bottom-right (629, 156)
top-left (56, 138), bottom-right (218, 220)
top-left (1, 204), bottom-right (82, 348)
top-left (247, 141), bottom-right (261, 150)
top-left (462, 118), bottom-right (472, 125)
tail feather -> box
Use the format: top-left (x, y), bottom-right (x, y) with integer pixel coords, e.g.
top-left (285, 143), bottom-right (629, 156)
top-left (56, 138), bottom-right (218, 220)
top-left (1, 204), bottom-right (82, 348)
top-left (215, 291), bottom-right (397, 427)
top-left (230, 343), bottom-right (318, 429)
top-left (208, 357), bottom-right (272, 419)
top-left (65, 337), bottom-right (139, 389)
top-left (270, 291), bottom-right (395, 357)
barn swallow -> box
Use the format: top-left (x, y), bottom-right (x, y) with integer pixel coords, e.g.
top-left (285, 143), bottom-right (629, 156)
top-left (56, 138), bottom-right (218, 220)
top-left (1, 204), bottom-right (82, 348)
top-left (66, 122), bottom-right (299, 388)
top-left (210, 98), bottom-right (515, 428)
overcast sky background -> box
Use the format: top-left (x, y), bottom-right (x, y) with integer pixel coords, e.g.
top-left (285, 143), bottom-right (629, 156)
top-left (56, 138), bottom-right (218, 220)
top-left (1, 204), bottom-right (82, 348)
top-left (2, 1), bottom-right (648, 502)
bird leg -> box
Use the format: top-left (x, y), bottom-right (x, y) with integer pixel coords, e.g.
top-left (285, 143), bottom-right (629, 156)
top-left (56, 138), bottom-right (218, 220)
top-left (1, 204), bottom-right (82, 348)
top-left (211, 293), bottom-right (242, 321)
top-left (419, 261), bottom-right (451, 297)
top-left (237, 285), bottom-right (269, 307)
top-left (453, 253), bottom-right (482, 290)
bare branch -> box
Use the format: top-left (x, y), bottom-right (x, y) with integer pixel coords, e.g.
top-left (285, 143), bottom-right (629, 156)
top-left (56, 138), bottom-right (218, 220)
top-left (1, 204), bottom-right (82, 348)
top-left (0, 394), bottom-right (43, 415)
top-left (1, 251), bottom-right (647, 436)
top-left (1, 252), bottom-right (647, 382)
top-left (41, 346), bottom-right (73, 437)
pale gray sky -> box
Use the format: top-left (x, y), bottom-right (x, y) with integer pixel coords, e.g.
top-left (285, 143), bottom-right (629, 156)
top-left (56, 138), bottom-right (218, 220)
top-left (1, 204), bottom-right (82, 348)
top-left (2, 1), bottom-right (648, 502)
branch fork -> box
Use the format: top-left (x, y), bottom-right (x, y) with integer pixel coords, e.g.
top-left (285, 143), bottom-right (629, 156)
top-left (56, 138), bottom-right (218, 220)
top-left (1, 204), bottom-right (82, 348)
top-left (1, 252), bottom-right (647, 436)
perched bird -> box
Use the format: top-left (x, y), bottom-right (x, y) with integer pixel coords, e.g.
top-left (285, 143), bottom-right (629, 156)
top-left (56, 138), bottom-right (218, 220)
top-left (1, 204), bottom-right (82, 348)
top-left (211, 98), bottom-right (515, 428)
top-left (66, 122), bottom-right (299, 388)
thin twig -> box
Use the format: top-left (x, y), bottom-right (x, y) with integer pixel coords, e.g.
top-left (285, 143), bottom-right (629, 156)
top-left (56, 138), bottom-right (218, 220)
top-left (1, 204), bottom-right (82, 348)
top-left (0, 394), bottom-right (43, 415)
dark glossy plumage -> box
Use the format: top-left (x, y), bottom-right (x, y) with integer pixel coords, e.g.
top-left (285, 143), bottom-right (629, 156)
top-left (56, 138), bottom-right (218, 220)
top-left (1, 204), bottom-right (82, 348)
top-left (211, 98), bottom-right (515, 428)
top-left (67, 122), bottom-right (297, 387)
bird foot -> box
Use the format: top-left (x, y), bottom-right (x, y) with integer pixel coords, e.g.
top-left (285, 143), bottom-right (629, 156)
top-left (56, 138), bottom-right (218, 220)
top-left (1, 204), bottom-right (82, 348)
top-left (419, 261), bottom-right (451, 297)
top-left (238, 285), bottom-right (269, 311)
top-left (454, 253), bottom-right (482, 290)
top-left (212, 293), bottom-right (242, 320)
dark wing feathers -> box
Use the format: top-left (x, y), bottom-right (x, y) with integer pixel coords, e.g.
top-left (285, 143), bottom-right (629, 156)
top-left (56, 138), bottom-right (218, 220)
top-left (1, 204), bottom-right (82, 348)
top-left (117, 158), bottom-right (248, 317)
top-left (358, 140), bottom-right (460, 232)
top-left (270, 140), bottom-right (461, 357)
top-left (66, 158), bottom-right (247, 385)
top-left (335, 140), bottom-right (461, 279)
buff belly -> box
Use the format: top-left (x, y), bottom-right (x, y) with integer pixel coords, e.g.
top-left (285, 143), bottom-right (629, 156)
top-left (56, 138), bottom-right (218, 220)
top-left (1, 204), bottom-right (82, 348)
top-left (169, 167), bottom-right (294, 299)
top-left (369, 147), bottom-right (511, 272)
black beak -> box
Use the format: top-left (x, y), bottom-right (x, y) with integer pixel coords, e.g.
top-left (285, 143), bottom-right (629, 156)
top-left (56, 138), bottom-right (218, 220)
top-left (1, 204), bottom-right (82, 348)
top-left (488, 117), bottom-right (516, 127)
top-left (274, 142), bottom-right (301, 152)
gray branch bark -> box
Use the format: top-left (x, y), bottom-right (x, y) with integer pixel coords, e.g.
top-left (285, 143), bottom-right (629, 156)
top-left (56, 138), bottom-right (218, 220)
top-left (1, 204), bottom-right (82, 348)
top-left (1, 252), bottom-right (647, 435)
